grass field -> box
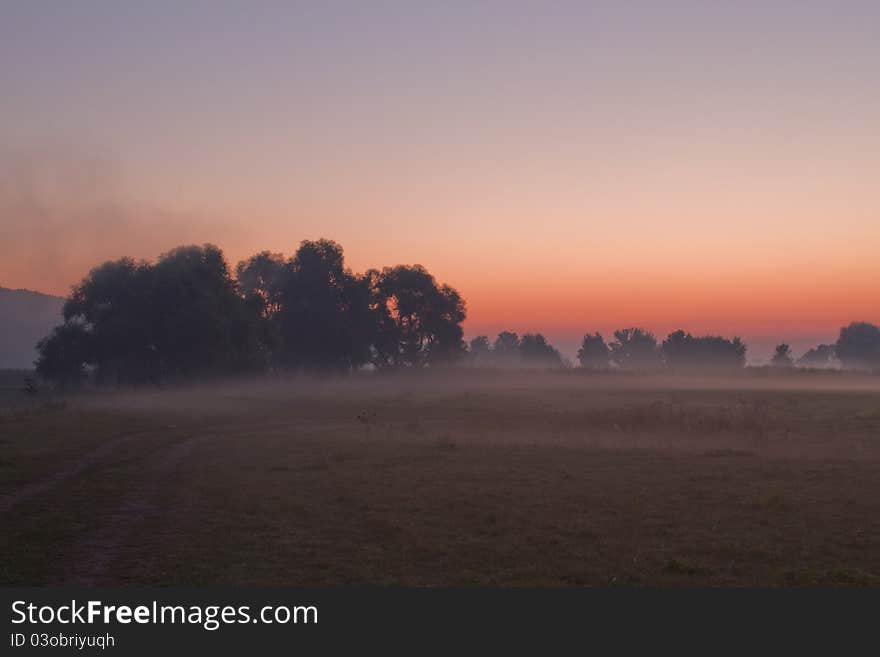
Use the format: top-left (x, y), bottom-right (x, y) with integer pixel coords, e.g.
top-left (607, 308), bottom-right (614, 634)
top-left (1, 369), bottom-right (879, 586)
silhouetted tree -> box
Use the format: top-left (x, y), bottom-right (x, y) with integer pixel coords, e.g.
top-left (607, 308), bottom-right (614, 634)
top-left (661, 330), bottom-right (746, 371)
top-left (38, 244), bottom-right (262, 386)
top-left (367, 264), bottom-right (466, 368)
top-left (834, 322), bottom-right (880, 369)
top-left (519, 333), bottom-right (562, 366)
top-left (150, 244), bottom-right (260, 377)
top-left (492, 331), bottom-right (520, 361)
top-left (236, 251), bottom-right (287, 369)
top-left (797, 344), bottom-right (835, 368)
top-left (34, 321), bottom-right (92, 389)
top-left (468, 335), bottom-right (490, 364)
top-left (609, 328), bottom-right (661, 370)
top-left (61, 257), bottom-right (158, 383)
top-left (577, 332), bottom-right (609, 369)
top-left (771, 343), bottom-right (794, 368)
top-left (278, 240), bottom-right (372, 372)
top-left (236, 251), bottom-right (287, 317)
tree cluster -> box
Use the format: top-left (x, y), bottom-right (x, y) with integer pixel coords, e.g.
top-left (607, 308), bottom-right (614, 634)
top-left (570, 322), bottom-right (880, 372)
top-left (468, 331), bottom-right (564, 367)
top-left (771, 322), bottom-right (880, 370)
top-left (572, 328), bottom-right (746, 371)
top-left (36, 240), bottom-right (466, 387)
top-left (832, 321), bottom-right (880, 369)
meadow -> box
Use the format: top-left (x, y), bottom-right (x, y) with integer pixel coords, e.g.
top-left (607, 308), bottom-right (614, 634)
top-left (1, 369), bottom-right (878, 586)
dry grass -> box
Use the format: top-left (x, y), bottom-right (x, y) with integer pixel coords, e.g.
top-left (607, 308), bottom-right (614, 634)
top-left (1, 370), bottom-right (879, 585)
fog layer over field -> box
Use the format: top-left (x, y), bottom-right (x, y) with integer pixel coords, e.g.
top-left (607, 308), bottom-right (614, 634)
top-left (3, 369), bottom-right (879, 586)
top-left (77, 369), bottom-right (880, 460)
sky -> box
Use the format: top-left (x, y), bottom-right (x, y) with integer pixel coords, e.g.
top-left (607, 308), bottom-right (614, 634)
top-left (2, 1), bottom-right (878, 361)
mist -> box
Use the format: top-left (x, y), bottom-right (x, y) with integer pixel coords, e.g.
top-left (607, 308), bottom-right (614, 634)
top-left (0, 143), bottom-right (247, 295)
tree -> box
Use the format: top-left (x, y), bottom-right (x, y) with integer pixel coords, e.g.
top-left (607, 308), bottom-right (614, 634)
top-left (62, 257), bottom-right (158, 384)
top-left (468, 336), bottom-right (490, 364)
top-left (236, 251), bottom-right (287, 369)
top-left (278, 240), bottom-right (372, 372)
top-left (661, 330), bottom-right (746, 371)
top-left (519, 333), bottom-right (562, 366)
top-left (38, 244), bottom-right (263, 387)
top-left (797, 344), bottom-right (835, 368)
top-left (492, 331), bottom-right (520, 361)
top-left (771, 343), bottom-right (793, 368)
top-left (367, 264), bottom-right (466, 368)
top-left (609, 328), bottom-right (661, 370)
top-left (150, 244), bottom-right (259, 378)
top-left (236, 251), bottom-right (286, 318)
top-left (35, 322), bottom-right (92, 389)
top-left (834, 322), bottom-right (880, 369)
top-left (577, 332), bottom-right (609, 369)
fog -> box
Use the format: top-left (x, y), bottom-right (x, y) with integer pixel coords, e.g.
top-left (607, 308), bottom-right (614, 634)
top-left (5, 362), bottom-right (880, 587)
top-left (0, 144), bottom-right (246, 295)
top-left (75, 367), bottom-right (880, 417)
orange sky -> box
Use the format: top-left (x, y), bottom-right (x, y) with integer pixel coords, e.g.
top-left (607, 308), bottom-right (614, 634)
top-left (2, 3), bottom-right (879, 360)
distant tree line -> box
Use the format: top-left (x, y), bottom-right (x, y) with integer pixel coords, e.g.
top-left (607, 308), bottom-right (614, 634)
top-left (33, 239), bottom-right (880, 387)
top-left (468, 327), bottom-right (746, 371)
top-left (766, 323), bottom-right (880, 371)
top-left (468, 331), bottom-right (565, 368)
top-left (471, 322), bottom-right (880, 373)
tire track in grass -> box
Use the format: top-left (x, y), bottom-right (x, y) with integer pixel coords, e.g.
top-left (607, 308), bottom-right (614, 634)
top-left (0, 430), bottom-right (159, 516)
top-left (62, 435), bottom-right (209, 586)
top-left (0, 417), bottom-right (305, 517)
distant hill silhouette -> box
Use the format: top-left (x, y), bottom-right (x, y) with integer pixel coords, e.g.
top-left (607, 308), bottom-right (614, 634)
top-left (0, 287), bottom-right (64, 369)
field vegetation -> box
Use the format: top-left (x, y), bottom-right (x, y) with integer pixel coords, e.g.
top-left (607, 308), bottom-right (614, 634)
top-left (2, 369), bottom-right (878, 586)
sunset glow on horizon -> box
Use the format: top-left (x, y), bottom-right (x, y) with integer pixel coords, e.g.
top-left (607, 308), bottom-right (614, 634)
top-left (3, 2), bottom-right (878, 360)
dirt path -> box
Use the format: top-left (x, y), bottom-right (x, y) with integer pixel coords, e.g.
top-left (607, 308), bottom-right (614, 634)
top-left (62, 435), bottom-right (210, 585)
top-left (0, 430), bottom-right (158, 516)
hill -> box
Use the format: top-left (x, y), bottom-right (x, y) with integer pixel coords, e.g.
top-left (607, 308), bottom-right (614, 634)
top-left (0, 287), bottom-right (65, 369)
